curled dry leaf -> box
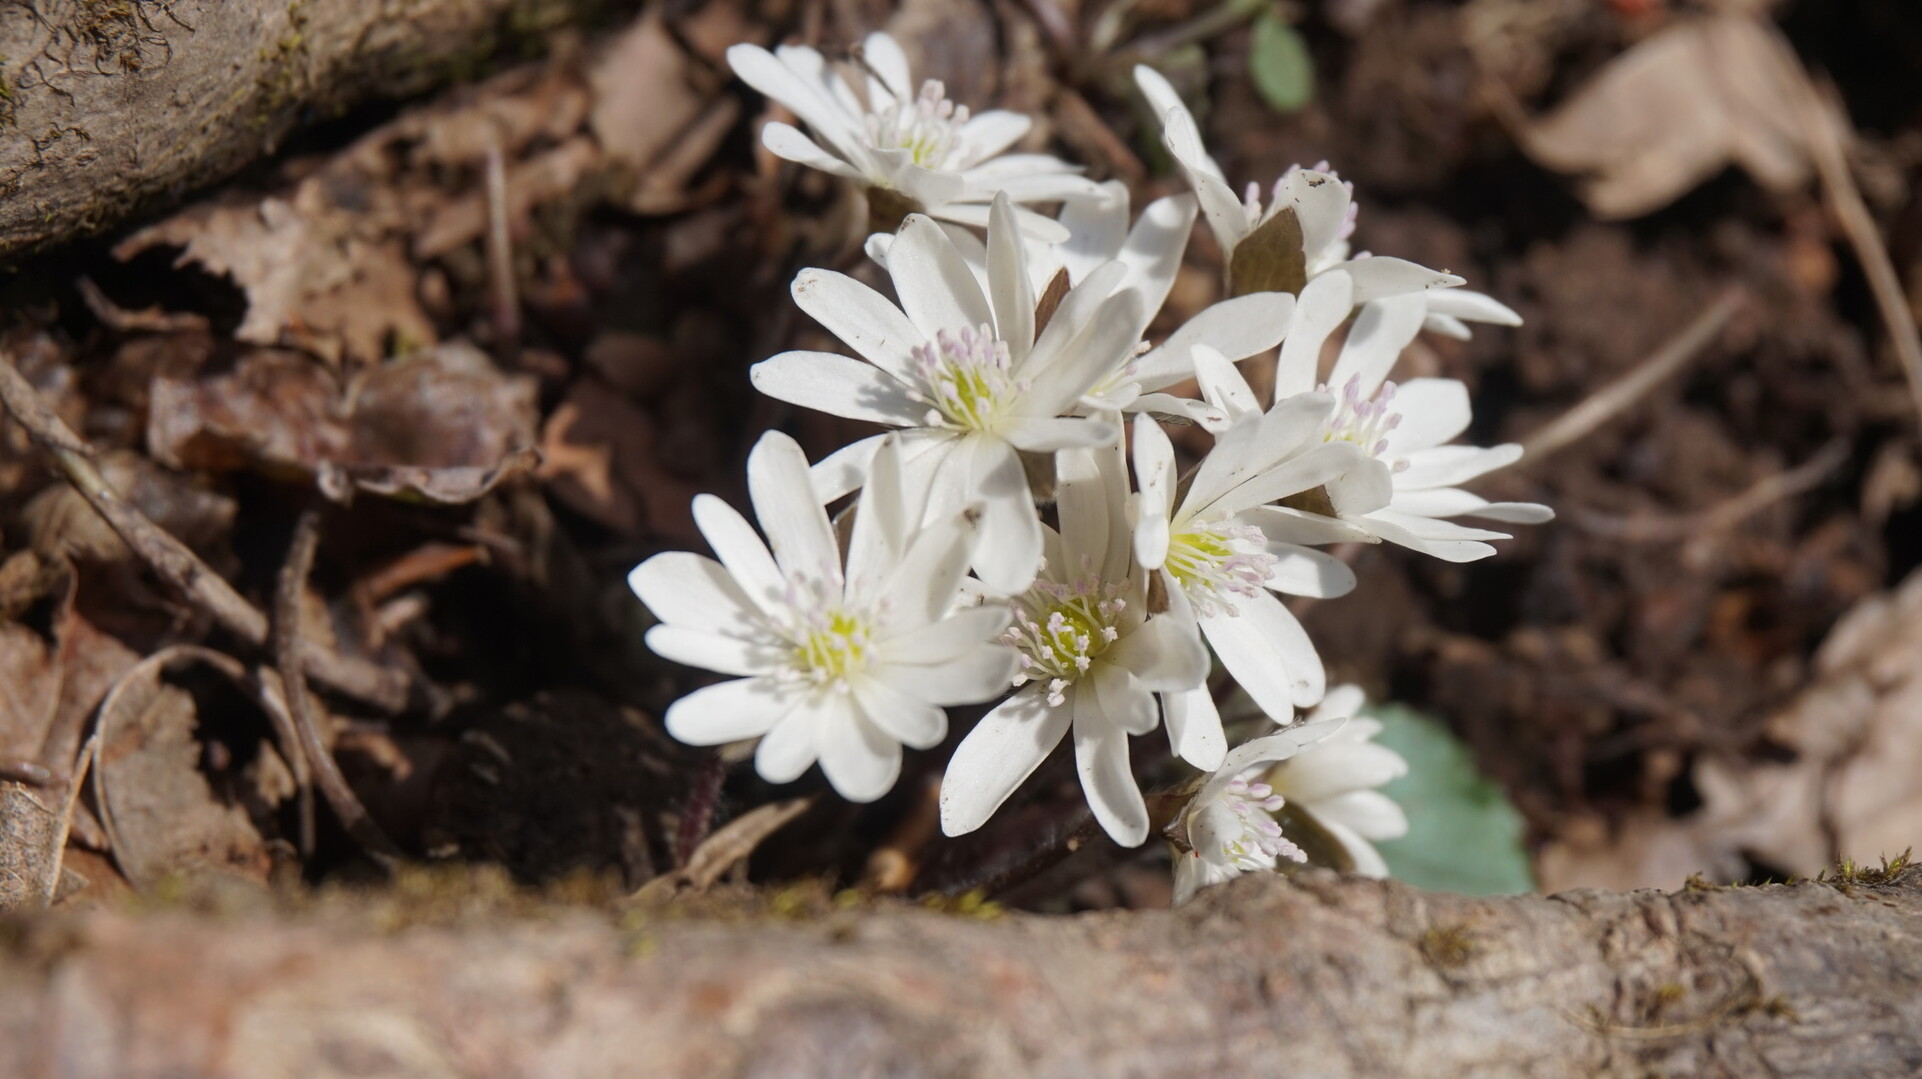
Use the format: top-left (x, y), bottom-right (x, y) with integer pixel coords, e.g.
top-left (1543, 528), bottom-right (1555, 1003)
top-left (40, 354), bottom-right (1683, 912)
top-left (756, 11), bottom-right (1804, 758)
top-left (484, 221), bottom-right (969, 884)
top-left (1520, 14), bottom-right (1820, 219)
top-left (149, 343), bottom-right (539, 505)
top-left (631, 796), bottom-right (815, 902)
top-left (21, 450), bottom-right (237, 564)
top-left (92, 649), bottom-right (278, 892)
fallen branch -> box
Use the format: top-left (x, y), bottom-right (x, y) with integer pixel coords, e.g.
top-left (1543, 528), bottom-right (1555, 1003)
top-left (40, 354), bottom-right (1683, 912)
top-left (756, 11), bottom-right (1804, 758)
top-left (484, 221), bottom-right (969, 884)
top-left (0, 352), bottom-right (409, 712)
top-left (1, 866), bottom-right (1917, 1076)
top-left (0, 0), bottom-right (606, 259)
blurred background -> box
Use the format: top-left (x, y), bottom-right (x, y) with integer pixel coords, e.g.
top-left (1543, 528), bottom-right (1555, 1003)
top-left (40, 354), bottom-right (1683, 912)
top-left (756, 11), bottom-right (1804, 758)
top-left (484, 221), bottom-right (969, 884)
top-left (2, 0), bottom-right (1919, 910)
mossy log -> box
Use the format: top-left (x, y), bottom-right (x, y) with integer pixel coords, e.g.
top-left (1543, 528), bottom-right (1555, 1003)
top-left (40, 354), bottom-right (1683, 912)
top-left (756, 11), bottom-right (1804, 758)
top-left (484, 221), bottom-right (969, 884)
top-left (0, 0), bottom-right (604, 259)
top-left (2, 866), bottom-right (1919, 1077)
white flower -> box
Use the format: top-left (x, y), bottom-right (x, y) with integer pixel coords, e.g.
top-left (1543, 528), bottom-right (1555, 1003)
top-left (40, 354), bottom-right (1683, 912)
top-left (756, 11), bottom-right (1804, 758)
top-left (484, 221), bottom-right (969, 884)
top-left (728, 33), bottom-right (1100, 239)
top-left (1131, 402), bottom-right (1369, 768)
top-left (1265, 686), bottom-right (1411, 877)
top-left (1169, 718), bottom-right (1346, 905)
top-left (627, 431), bottom-right (1018, 803)
top-left (940, 438), bottom-right (1209, 847)
top-left (1195, 309), bottom-right (1554, 563)
top-left (866, 180), bottom-right (1300, 426)
top-left (754, 196), bottom-right (1143, 594)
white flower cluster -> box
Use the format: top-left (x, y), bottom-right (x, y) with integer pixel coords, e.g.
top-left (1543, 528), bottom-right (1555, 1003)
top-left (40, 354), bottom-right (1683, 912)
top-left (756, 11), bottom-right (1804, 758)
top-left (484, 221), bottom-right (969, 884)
top-left (629, 36), bottom-right (1551, 902)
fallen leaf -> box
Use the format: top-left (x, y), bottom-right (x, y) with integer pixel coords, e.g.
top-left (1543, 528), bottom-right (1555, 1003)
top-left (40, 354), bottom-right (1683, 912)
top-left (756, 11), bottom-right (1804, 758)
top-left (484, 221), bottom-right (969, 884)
top-left (1521, 14), bottom-right (1820, 219)
top-left (92, 649), bottom-right (274, 891)
top-left (148, 343), bottom-right (539, 504)
top-left (631, 796), bottom-right (816, 902)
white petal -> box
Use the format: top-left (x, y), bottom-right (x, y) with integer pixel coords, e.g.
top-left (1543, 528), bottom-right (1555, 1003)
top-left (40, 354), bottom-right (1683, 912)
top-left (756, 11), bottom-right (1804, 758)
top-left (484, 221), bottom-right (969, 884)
top-left (760, 122), bottom-right (865, 180)
top-left (645, 626), bottom-right (774, 677)
top-left (957, 110), bottom-right (1032, 162)
top-left (982, 172), bottom-right (1107, 204)
top-left (987, 194), bottom-right (1037, 359)
top-left (1278, 170), bottom-right (1353, 263)
top-left (1132, 66), bottom-right (1216, 174)
top-left (628, 552), bottom-right (765, 636)
top-left (791, 269), bottom-right (926, 383)
top-left (1277, 741), bottom-right (1409, 804)
top-left (748, 431), bottom-right (842, 582)
top-left (1396, 443), bottom-right (1524, 490)
top-left (1327, 460), bottom-right (1395, 518)
top-left (1206, 441), bottom-right (1364, 522)
top-left (1266, 547), bottom-right (1356, 599)
top-left (1073, 695), bottom-right (1149, 846)
top-left (691, 494), bottom-right (786, 616)
top-left (1134, 293), bottom-right (1296, 392)
top-left (1159, 110), bottom-right (1244, 257)
top-left (1026, 290), bottom-right (1147, 418)
top-left (889, 214), bottom-right (995, 335)
top-left (1201, 591), bottom-right (1324, 713)
top-left (956, 437), bottom-right (1042, 594)
top-left (1131, 414), bottom-right (1176, 570)
top-left (1191, 344), bottom-right (1261, 421)
top-left (1329, 293), bottom-right (1426, 397)
top-left (1313, 789), bottom-right (1409, 841)
top-left (1107, 614), bottom-right (1209, 693)
top-left (1003, 416), bottom-right (1117, 453)
top-left (1423, 287), bottom-right (1521, 326)
top-left (1275, 270), bottom-right (1355, 399)
top-left (1162, 684), bottom-right (1226, 771)
top-left (1306, 684), bottom-right (1368, 725)
top-left (755, 692), bottom-right (826, 783)
top-left (750, 351), bottom-right (921, 425)
top-left (1055, 443), bottom-right (1114, 576)
top-left (1239, 505), bottom-right (1376, 547)
top-left (883, 606), bottom-right (1013, 663)
top-left (1092, 662), bottom-right (1159, 736)
top-left (860, 32), bottom-right (913, 100)
top-left (1058, 182), bottom-right (1131, 279)
top-left (1115, 193), bottom-right (1198, 331)
top-left (939, 684), bottom-right (1072, 836)
top-left (1196, 717), bottom-right (1347, 806)
top-left (1318, 816), bottom-right (1390, 877)
top-left (1381, 378), bottom-right (1472, 456)
top-left (1335, 256), bottom-right (1464, 306)
top-left (844, 436), bottom-right (909, 600)
top-left (727, 44), bottom-right (863, 159)
top-left (1389, 487), bottom-right (1552, 525)
top-left (818, 706), bottom-right (904, 803)
top-left (664, 677), bottom-right (796, 745)
top-left (1358, 509), bottom-right (1508, 563)
top-left (884, 502), bottom-right (979, 627)
top-left (875, 641), bottom-right (1017, 706)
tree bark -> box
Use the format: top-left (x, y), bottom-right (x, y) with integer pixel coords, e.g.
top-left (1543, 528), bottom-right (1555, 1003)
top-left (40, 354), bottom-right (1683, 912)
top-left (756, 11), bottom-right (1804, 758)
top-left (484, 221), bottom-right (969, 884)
top-left (2, 867), bottom-right (1918, 1077)
top-left (0, 0), bottom-right (605, 259)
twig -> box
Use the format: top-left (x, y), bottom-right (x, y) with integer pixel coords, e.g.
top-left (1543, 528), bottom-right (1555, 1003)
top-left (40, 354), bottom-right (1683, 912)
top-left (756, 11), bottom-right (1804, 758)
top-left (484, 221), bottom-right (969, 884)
top-left (484, 144), bottom-right (522, 361)
top-left (674, 752), bottom-right (727, 868)
top-left (1522, 287), bottom-right (1746, 462)
top-left (273, 508), bottom-right (404, 871)
top-left (0, 351), bottom-right (408, 712)
top-left (1791, 67), bottom-right (1922, 428)
top-left (1568, 439), bottom-right (1849, 543)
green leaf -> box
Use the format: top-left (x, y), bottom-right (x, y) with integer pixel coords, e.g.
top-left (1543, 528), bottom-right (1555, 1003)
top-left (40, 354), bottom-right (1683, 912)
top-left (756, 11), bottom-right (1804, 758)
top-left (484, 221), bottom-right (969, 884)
top-left (1247, 12), bottom-right (1314, 115)
top-left (1368, 704), bottom-right (1535, 895)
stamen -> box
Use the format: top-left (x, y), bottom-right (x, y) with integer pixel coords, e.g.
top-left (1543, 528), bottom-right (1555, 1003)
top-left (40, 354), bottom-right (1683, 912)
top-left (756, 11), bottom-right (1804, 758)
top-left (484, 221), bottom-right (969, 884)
top-left (1318, 375), bottom-right (1407, 470)
top-left (1002, 572), bottom-right (1130, 706)
top-left (907, 323), bottom-right (1021, 433)
top-left (780, 571), bottom-right (883, 686)
top-left (865, 79), bottom-right (970, 170)
top-left (1164, 521), bottom-right (1277, 617)
top-left (1217, 776), bottom-right (1307, 868)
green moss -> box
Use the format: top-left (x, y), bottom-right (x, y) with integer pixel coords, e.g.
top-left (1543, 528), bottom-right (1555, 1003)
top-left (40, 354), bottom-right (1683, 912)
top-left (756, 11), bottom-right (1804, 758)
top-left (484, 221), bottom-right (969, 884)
top-left (1420, 924), bottom-right (1474, 969)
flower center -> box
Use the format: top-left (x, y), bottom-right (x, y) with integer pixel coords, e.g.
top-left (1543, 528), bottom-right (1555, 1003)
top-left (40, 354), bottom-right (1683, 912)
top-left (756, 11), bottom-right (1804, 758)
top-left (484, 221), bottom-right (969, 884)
top-left (867, 79), bottom-right (969, 170)
top-left (1201, 777), bottom-right (1306, 871)
top-left (1003, 574), bottom-right (1128, 707)
top-left (1320, 374), bottom-right (1403, 464)
top-left (1164, 522), bottom-right (1276, 617)
top-left (909, 324), bottom-right (1022, 433)
top-left (782, 574), bottom-right (879, 686)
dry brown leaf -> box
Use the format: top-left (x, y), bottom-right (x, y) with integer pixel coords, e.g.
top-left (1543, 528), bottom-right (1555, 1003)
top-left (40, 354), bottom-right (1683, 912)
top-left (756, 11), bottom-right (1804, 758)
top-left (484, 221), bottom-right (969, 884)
top-left (92, 649), bottom-right (274, 892)
top-left (149, 343), bottom-right (538, 505)
top-left (631, 796), bottom-right (815, 901)
top-left (1521, 14), bottom-right (1818, 219)
top-left (1539, 569), bottom-right (1922, 892)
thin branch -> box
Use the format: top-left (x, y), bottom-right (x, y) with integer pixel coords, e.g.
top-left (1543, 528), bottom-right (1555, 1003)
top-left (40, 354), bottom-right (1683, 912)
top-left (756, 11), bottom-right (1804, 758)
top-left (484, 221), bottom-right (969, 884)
top-left (0, 350), bottom-right (408, 712)
top-left (273, 508), bottom-right (404, 871)
top-left (1522, 287), bottom-right (1745, 462)
top-left (1568, 439), bottom-right (1849, 544)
